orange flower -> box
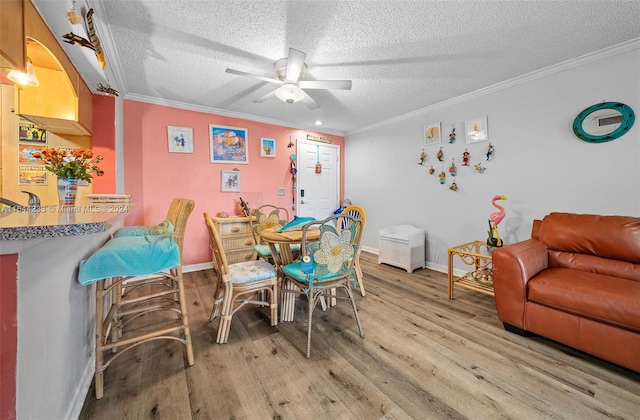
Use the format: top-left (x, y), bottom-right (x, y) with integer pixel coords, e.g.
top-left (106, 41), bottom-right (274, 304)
top-left (35, 146), bottom-right (104, 182)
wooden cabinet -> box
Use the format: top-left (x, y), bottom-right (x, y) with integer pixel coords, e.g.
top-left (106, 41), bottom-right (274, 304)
top-left (15, 0), bottom-right (93, 135)
top-left (0, 0), bottom-right (25, 72)
top-left (211, 216), bottom-right (255, 264)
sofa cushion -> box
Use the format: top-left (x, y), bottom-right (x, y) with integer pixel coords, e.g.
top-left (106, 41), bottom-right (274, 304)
top-left (539, 213), bottom-right (640, 264)
top-left (527, 268), bottom-right (640, 332)
top-left (549, 250), bottom-right (640, 282)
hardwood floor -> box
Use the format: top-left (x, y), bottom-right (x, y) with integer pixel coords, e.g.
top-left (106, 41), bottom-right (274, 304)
top-left (80, 252), bottom-right (640, 419)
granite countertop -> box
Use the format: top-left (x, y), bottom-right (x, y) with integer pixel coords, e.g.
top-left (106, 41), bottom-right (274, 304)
top-left (0, 203), bottom-right (132, 241)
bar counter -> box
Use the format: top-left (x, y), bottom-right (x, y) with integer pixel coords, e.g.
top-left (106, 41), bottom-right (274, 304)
top-left (0, 203), bottom-right (132, 419)
top-left (0, 203), bottom-right (132, 242)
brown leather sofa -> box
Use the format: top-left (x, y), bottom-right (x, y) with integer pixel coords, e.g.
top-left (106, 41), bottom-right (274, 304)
top-left (492, 212), bottom-right (640, 372)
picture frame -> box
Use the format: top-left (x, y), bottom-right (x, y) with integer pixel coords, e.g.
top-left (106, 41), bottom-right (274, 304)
top-left (19, 165), bottom-right (47, 186)
top-left (19, 144), bottom-right (43, 163)
top-left (260, 138), bottom-right (276, 157)
top-left (424, 122), bottom-right (441, 145)
top-left (19, 120), bottom-right (47, 143)
top-left (465, 115), bottom-right (489, 144)
top-left (167, 126), bottom-right (194, 153)
top-left (221, 170), bottom-right (241, 192)
top-left (210, 125), bottom-right (249, 164)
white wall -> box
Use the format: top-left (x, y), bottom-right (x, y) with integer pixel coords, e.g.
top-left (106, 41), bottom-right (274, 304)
top-left (345, 42), bottom-right (640, 273)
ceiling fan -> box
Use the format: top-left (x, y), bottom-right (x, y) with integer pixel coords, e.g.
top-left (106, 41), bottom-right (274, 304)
top-left (225, 47), bottom-right (352, 110)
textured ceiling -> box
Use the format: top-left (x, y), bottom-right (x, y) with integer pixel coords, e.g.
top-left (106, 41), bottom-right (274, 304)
top-left (32, 0), bottom-right (640, 135)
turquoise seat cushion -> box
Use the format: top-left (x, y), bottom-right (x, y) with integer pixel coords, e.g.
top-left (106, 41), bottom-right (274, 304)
top-left (254, 243), bottom-right (301, 257)
top-left (78, 234), bottom-right (180, 286)
top-left (113, 219), bottom-right (174, 237)
top-left (282, 262), bottom-right (341, 283)
top-left (229, 259), bottom-right (277, 284)
top-left (254, 244), bottom-right (273, 257)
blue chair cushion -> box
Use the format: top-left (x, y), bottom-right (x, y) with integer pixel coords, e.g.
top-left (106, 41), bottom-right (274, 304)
top-left (113, 219), bottom-right (174, 237)
top-left (78, 234), bottom-right (180, 286)
top-left (282, 261), bottom-right (341, 283)
top-left (254, 243), bottom-right (301, 257)
top-left (254, 244), bottom-right (273, 257)
top-left (229, 259), bottom-right (277, 284)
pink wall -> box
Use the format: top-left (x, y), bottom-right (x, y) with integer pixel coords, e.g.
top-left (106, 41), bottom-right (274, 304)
top-left (122, 100), bottom-right (345, 266)
top-left (91, 95), bottom-right (116, 193)
top-left (0, 254), bottom-right (18, 420)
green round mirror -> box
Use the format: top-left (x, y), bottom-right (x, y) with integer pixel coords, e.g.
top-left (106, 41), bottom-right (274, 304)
top-left (573, 102), bottom-right (635, 143)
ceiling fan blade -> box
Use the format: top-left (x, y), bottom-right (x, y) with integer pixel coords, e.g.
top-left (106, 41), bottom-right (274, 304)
top-left (299, 80), bottom-right (352, 90)
top-left (225, 68), bottom-right (281, 85)
top-left (285, 48), bottom-right (306, 82)
top-left (252, 89), bottom-right (278, 103)
top-left (300, 91), bottom-right (319, 110)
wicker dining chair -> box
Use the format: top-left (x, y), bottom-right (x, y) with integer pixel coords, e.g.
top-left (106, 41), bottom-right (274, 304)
top-left (281, 213), bottom-right (365, 358)
top-left (339, 205), bottom-right (367, 296)
top-left (249, 204), bottom-right (299, 262)
top-left (79, 198), bottom-right (195, 399)
top-left (204, 212), bottom-right (279, 343)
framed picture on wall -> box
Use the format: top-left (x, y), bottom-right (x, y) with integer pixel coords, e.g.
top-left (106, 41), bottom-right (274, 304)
top-left (465, 115), bottom-right (489, 144)
top-left (221, 170), bottom-right (241, 192)
top-left (423, 122), bottom-right (441, 145)
top-left (18, 165), bottom-right (47, 185)
top-left (210, 125), bottom-right (249, 164)
top-left (167, 126), bottom-right (194, 153)
top-left (260, 138), bottom-right (276, 157)
top-left (18, 144), bottom-right (43, 163)
top-left (19, 120), bottom-right (47, 143)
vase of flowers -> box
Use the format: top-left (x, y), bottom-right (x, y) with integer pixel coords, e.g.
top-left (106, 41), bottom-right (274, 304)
top-left (32, 146), bottom-right (104, 207)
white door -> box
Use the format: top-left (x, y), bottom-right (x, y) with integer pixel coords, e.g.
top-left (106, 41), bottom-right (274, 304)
top-left (296, 141), bottom-right (340, 219)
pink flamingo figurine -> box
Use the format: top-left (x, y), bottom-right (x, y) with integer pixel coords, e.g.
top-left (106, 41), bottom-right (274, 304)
top-left (488, 195), bottom-right (507, 246)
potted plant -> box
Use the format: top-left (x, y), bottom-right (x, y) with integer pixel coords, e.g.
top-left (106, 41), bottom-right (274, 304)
top-left (33, 146), bottom-right (104, 206)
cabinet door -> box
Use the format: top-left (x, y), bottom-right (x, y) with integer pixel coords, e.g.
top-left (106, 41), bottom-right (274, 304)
top-left (0, 0), bottom-right (25, 71)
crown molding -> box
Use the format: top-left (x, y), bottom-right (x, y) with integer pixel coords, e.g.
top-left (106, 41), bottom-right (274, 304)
top-left (124, 93), bottom-right (346, 137)
top-left (347, 37), bottom-right (640, 136)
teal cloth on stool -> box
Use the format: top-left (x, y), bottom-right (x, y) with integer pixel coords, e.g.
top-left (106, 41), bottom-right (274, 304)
top-left (78, 233), bottom-right (180, 285)
top-left (113, 219), bottom-right (174, 237)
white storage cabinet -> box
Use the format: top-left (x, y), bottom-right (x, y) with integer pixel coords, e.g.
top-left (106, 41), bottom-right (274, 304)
top-left (378, 225), bottom-right (425, 273)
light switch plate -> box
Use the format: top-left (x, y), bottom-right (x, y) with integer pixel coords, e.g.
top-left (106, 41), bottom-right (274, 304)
top-left (278, 188), bottom-right (285, 196)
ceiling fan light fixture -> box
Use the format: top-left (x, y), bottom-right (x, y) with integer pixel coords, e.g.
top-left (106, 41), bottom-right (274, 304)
top-left (7, 58), bottom-right (39, 87)
top-left (275, 83), bottom-right (305, 104)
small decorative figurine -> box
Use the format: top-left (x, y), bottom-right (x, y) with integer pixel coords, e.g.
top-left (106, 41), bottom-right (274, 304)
top-left (290, 154), bottom-right (297, 210)
top-left (239, 197), bottom-right (251, 216)
top-left (449, 126), bottom-right (456, 143)
top-left (429, 165), bottom-right (435, 175)
top-left (287, 135), bottom-right (295, 148)
top-left (448, 159), bottom-right (457, 177)
top-left (487, 195), bottom-right (507, 247)
top-left (437, 147), bottom-right (444, 162)
top-left (486, 143), bottom-right (495, 161)
top-left (418, 149), bottom-right (426, 165)
top-left (449, 181), bottom-right (458, 191)
top-left (438, 171), bottom-right (446, 184)
top-left (462, 149), bottom-right (470, 166)
top-left (475, 162), bottom-right (486, 174)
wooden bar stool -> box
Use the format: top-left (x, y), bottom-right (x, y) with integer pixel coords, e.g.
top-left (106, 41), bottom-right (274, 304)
top-left (78, 198), bottom-right (195, 399)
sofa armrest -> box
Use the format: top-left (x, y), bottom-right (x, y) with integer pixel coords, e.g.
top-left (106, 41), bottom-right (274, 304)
top-left (492, 239), bottom-right (548, 329)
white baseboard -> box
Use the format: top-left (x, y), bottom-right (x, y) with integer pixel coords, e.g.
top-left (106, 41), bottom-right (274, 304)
top-left (361, 247), bottom-right (465, 277)
top-left (66, 345), bottom-right (95, 420)
top-left (183, 261), bottom-right (213, 272)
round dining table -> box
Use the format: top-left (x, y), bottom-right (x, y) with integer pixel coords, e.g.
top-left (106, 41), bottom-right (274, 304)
top-left (258, 227), bottom-right (320, 322)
